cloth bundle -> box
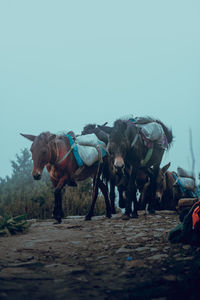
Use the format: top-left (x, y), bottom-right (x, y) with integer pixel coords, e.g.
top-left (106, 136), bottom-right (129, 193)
top-left (76, 134), bottom-right (106, 166)
top-left (177, 167), bottom-right (195, 191)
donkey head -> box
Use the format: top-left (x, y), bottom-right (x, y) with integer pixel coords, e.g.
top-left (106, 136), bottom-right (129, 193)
top-left (107, 120), bottom-right (129, 174)
top-left (81, 124), bottom-right (97, 135)
top-left (21, 132), bottom-right (55, 180)
top-left (155, 162), bottom-right (171, 203)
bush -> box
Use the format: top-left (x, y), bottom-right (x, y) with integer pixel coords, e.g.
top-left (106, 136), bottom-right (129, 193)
top-left (0, 148), bottom-right (107, 219)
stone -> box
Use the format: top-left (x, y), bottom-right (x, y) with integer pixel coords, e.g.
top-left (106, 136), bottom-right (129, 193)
top-left (125, 259), bottom-right (148, 269)
top-left (135, 246), bottom-right (149, 252)
top-left (162, 274), bottom-right (177, 281)
top-left (116, 247), bottom-right (134, 254)
top-left (148, 254), bottom-right (168, 260)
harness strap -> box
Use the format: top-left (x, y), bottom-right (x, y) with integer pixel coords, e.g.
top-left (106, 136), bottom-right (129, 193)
top-left (131, 132), bottom-right (139, 148)
top-left (130, 126), bottom-right (153, 167)
top-left (140, 148), bottom-right (153, 167)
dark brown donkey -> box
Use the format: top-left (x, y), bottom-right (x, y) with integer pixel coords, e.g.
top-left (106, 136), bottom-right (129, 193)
top-left (108, 118), bottom-right (173, 219)
top-left (21, 132), bottom-right (111, 223)
top-left (81, 123), bottom-right (128, 213)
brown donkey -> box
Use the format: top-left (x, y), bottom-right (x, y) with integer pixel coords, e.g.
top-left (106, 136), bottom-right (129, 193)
top-left (21, 132), bottom-right (111, 223)
top-left (140, 163), bottom-right (193, 211)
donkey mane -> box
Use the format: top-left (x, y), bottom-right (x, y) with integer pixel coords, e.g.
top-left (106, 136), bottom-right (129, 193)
top-left (82, 124), bottom-right (97, 132)
top-left (37, 131), bottom-right (54, 143)
top-left (110, 119), bottom-right (128, 143)
top-left (155, 119), bottom-right (173, 147)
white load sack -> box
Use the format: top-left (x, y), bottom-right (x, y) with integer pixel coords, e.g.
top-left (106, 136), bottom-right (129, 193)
top-left (76, 134), bottom-right (106, 167)
top-left (138, 122), bottom-right (165, 142)
top-left (119, 114), bottom-right (135, 121)
top-left (119, 115), bottom-right (154, 124)
top-left (177, 167), bottom-right (195, 179)
top-left (76, 144), bottom-right (100, 166)
top-left (76, 134), bottom-right (104, 147)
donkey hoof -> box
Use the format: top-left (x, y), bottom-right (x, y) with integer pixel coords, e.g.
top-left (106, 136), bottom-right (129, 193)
top-left (85, 215), bottom-right (92, 221)
top-left (106, 214), bottom-right (112, 219)
top-left (131, 213), bottom-right (138, 219)
top-left (122, 214), bottom-right (131, 220)
top-left (54, 219), bottom-right (62, 225)
top-left (53, 217), bottom-right (62, 224)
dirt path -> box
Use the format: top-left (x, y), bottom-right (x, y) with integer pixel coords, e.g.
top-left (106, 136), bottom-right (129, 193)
top-left (0, 211), bottom-right (200, 300)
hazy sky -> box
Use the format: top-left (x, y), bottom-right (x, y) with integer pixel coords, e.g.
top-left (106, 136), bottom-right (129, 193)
top-left (0, 0), bottom-right (200, 179)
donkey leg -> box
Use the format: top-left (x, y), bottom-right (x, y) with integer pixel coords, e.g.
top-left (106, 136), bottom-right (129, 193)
top-left (123, 179), bottom-right (133, 219)
top-left (118, 185), bottom-right (126, 209)
top-left (131, 183), bottom-right (138, 218)
top-left (53, 190), bottom-right (64, 224)
top-left (123, 175), bottom-right (138, 219)
top-left (99, 180), bottom-right (112, 218)
top-left (85, 177), bottom-right (99, 221)
top-left (110, 180), bottom-right (116, 214)
top-left (148, 168), bottom-right (159, 214)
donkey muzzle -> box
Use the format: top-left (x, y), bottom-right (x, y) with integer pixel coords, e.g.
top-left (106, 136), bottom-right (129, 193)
top-left (155, 192), bottom-right (162, 203)
top-left (32, 171), bottom-right (42, 180)
top-left (114, 158), bottom-right (125, 175)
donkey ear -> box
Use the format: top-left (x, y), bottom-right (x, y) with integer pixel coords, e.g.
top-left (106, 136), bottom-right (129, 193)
top-left (162, 162), bottom-right (171, 174)
top-left (20, 133), bottom-right (36, 142)
top-left (49, 134), bottom-right (56, 141)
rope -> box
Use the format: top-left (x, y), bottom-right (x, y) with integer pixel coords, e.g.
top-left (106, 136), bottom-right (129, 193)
top-left (131, 132), bottom-right (139, 148)
top-left (93, 158), bottom-right (103, 196)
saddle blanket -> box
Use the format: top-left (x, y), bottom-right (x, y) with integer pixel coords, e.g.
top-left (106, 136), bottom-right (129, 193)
top-left (76, 134), bottom-right (107, 167)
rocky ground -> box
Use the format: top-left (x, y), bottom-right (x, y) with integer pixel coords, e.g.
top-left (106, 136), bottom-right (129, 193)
top-left (0, 211), bottom-right (200, 300)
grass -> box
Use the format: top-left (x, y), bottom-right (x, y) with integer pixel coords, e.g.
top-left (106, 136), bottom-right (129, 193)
top-left (0, 214), bottom-right (30, 236)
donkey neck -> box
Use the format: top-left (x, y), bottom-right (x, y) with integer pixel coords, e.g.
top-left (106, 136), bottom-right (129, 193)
top-left (48, 136), bottom-right (72, 166)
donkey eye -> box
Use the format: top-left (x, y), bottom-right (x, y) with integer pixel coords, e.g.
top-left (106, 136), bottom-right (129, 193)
top-left (109, 149), bottom-right (114, 156)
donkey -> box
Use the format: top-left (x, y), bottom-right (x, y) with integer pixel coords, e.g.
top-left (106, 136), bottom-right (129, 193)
top-left (139, 163), bottom-right (175, 210)
top-left (141, 163), bottom-right (197, 211)
top-left (21, 132), bottom-right (112, 223)
top-left (107, 118), bottom-right (173, 219)
top-left (81, 123), bottom-right (128, 213)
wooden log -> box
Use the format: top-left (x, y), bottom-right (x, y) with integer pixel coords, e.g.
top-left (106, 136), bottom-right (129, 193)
top-left (177, 198), bottom-right (198, 209)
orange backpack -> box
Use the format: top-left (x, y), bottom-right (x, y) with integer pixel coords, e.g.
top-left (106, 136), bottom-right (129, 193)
top-left (192, 204), bottom-right (200, 231)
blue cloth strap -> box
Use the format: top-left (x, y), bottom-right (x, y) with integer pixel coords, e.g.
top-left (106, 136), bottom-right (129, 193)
top-left (172, 173), bottom-right (186, 194)
top-left (66, 134), bottom-right (107, 167)
top-left (66, 134), bottom-right (83, 167)
top-left (98, 140), bottom-right (107, 158)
